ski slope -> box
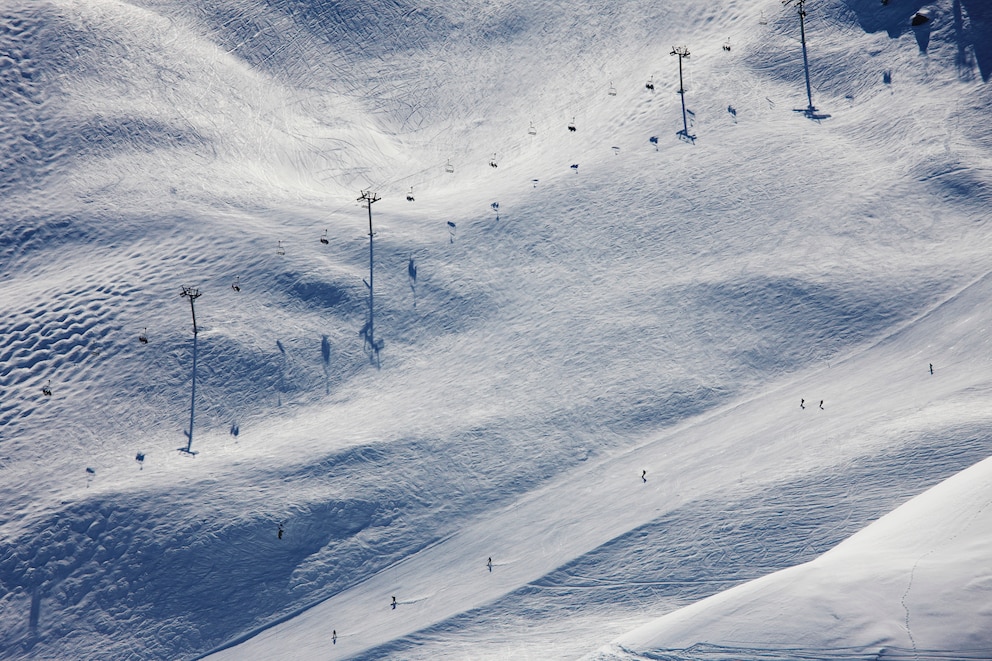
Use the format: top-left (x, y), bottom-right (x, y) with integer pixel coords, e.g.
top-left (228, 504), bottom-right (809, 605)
top-left (595, 451), bottom-right (992, 660)
top-left (1, 0), bottom-right (991, 659)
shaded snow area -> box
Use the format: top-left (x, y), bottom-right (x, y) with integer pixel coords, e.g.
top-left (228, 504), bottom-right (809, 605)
top-left (1, 0), bottom-right (992, 659)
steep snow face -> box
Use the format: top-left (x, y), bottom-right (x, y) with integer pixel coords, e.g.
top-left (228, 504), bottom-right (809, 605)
top-left (597, 453), bottom-right (992, 660)
top-left (1, 0), bottom-right (991, 659)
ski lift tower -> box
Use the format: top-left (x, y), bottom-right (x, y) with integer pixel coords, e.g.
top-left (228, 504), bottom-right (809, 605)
top-left (359, 190), bottom-right (383, 365)
top-left (670, 46), bottom-right (694, 142)
top-left (179, 286), bottom-right (201, 455)
top-left (783, 0), bottom-right (817, 117)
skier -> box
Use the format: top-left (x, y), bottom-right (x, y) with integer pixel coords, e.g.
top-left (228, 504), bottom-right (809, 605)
top-left (819, 400), bottom-right (824, 410)
top-left (392, 596), bottom-right (397, 609)
top-left (332, 630), bottom-right (337, 644)
top-left (800, 398), bottom-right (805, 409)
top-left (930, 363), bottom-right (934, 375)
top-left (641, 469), bottom-right (647, 483)
top-left (278, 524), bottom-right (283, 540)
top-left (487, 557), bottom-right (493, 572)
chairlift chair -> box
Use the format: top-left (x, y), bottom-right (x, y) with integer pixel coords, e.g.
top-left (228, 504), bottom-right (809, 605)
top-left (232, 275), bottom-right (241, 291)
top-left (42, 380), bottom-right (52, 397)
top-left (528, 122), bottom-right (537, 135)
top-left (444, 160), bottom-right (454, 173)
top-left (723, 39), bottom-right (732, 52)
top-left (276, 240), bottom-right (285, 256)
top-left (567, 117), bottom-right (576, 132)
top-left (320, 229), bottom-right (329, 245)
top-left (406, 187), bottom-right (415, 202)
top-left (608, 82), bottom-right (617, 96)
top-left (645, 76), bottom-right (655, 91)
top-left (139, 327), bottom-right (148, 343)
top-left (489, 153), bottom-right (498, 168)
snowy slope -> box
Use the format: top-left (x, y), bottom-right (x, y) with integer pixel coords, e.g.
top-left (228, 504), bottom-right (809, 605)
top-left (596, 453), bottom-right (992, 660)
top-left (1, 0), bottom-right (992, 659)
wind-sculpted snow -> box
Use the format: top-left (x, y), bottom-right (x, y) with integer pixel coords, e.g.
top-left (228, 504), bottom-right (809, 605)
top-left (2, 0), bottom-right (992, 659)
top-left (0, 486), bottom-right (381, 660)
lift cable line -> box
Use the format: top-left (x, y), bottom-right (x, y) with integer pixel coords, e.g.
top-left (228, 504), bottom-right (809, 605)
top-left (179, 286), bottom-right (201, 455)
top-left (358, 190), bottom-right (384, 366)
top-left (670, 46), bottom-right (695, 142)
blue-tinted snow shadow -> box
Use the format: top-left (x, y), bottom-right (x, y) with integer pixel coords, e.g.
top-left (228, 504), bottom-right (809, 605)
top-left (362, 429), bottom-right (992, 659)
top-left (959, 0), bottom-right (992, 80)
top-left (681, 275), bottom-right (923, 374)
top-left (0, 421), bottom-right (600, 659)
top-left (846, 0), bottom-right (992, 80)
top-left (0, 492), bottom-right (380, 659)
top-left (173, 0), bottom-right (459, 71)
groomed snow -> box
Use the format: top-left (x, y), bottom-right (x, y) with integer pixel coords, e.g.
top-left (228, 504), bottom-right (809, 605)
top-left (596, 452), bottom-right (992, 660)
top-left (1, 0), bottom-right (991, 659)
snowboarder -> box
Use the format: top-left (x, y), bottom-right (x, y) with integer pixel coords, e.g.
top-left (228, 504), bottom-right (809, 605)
top-left (277, 524), bottom-right (283, 540)
top-left (332, 630), bottom-right (337, 644)
top-left (819, 400), bottom-right (824, 410)
top-left (930, 363), bottom-right (934, 375)
top-left (641, 469), bottom-right (647, 483)
top-left (392, 596), bottom-right (397, 609)
top-left (487, 556), bottom-right (493, 572)
top-left (800, 398), bottom-right (805, 409)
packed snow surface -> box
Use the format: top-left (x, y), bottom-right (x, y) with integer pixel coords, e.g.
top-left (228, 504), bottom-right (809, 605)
top-left (1, 0), bottom-right (991, 659)
top-left (596, 451), bottom-right (992, 660)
